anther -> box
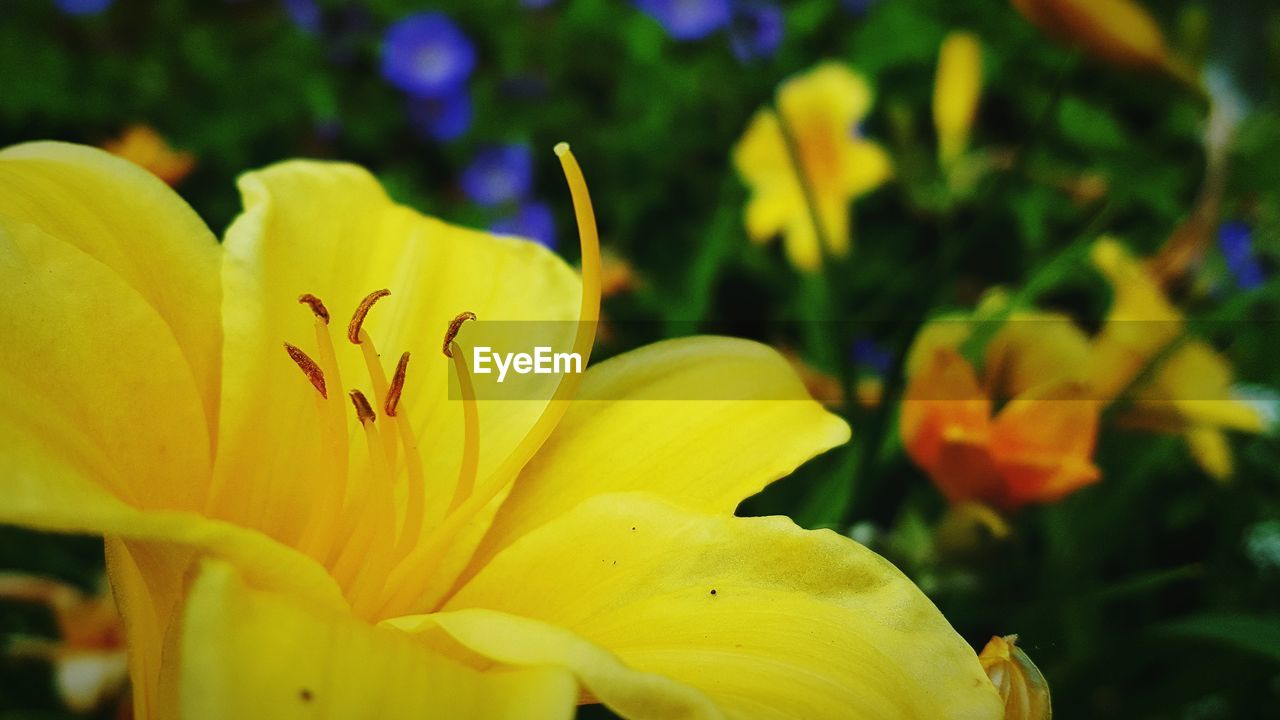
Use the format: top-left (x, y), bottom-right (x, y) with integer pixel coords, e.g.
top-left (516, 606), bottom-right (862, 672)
top-left (442, 312), bottom-right (477, 357)
top-left (385, 352), bottom-right (410, 417)
top-left (298, 294), bottom-right (330, 324)
top-left (349, 389), bottom-right (376, 425)
top-left (348, 289), bottom-right (391, 345)
top-left (284, 342), bottom-right (327, 398)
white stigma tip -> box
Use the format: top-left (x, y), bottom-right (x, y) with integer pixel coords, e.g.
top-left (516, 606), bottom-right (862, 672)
top-left (553, 142), bottom-right (570, 157)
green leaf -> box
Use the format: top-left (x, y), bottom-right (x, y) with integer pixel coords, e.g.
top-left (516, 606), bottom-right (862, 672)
top-left (1157, 614), bottom-right (1280, 663)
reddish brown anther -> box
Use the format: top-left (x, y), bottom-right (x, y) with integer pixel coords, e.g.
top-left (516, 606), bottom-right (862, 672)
top-left (385, 352), bottom-right (410, 417)
top-left (298, 294), bottom-right (330, 324)
top-left (349, 389), bottom-right (376, 425)
top-left (442, 312), bottom-right (478, 358)
top-left (284, 343), bottom-right (327, 398)
top-left (348, 289), bottom-right (391, 345)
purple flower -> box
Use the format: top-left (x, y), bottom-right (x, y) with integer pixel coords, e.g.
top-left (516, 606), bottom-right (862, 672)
top-left (634, 0), bottom-right (732, 41)
top-left (461, 145), bottom-right (534, 208)
top-left (54, 0), bottom-right (112, 15)
top-left (729, 2), bottom-right (784, 62)
top-left (283, 0), bottom-right (322, 34)
top-left (492, 202), bottom-right (557, 250)
top-left (407, 89), bottom-right (472, 142)
top-left (1219, 222), bottom-right (1266, 290)
top-left (381, 13), bottom-right (476, 98)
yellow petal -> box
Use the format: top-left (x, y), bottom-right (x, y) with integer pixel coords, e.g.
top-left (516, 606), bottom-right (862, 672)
top-left (1089, 237), bottom-right (1183, 400)
top-left (1185, 426), bottom-right (1233, 481)
top-left (0, 141), bottom-right (222, 432)
top-left (0, 215), bottom-right (211, 513)
top-left (843, 138), bottom-right (894, 197)
top-left (472, 337), bottom-right (850, 563)
top-left (212, 160), bottom-right (581, 548)
top-left (106, 532), bottom-right (346, 718)
top-left (180, 560), bottom-right (577, 720)
top-left (390, 610), bottom-right (721, 719)
top-left (934, 32), bottom-right (984, 167)
top-left (444, 493), bottom-right (1004, 719)
top-left (984, 312), bottom-right (1092, 397)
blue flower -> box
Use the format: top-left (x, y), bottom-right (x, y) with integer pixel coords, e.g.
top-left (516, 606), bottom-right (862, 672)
top-left (54, 0), bottom-right (112, 15)
top-left (729, 2), bottom-right (784, 62)
top-left (842, 0), bottom-right (880, 17)
top-left (522, 0), bottom-right (557, 7)
top-left (381, 13), bottom-right (476, 98)
top-left (461, 145), bottom-right (534, 208)
top-left (634, 0), bottom-right (732, 41)
top-left (407, 89), bottom-right (472, 142)
top-left (492, 201), bottom-right (557, 249)
top-left (1219, 221), bottom-right (1266, 290)
top-left (283, 0), bottom-right (322, 34)
top-left (851, 338), bottom-right (893, 375)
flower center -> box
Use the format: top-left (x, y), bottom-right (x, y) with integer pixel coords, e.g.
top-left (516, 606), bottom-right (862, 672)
top-left (276, 143), bottom-right (601, 619)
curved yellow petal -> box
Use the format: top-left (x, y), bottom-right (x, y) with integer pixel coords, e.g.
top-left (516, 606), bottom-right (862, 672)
top-left (445, 493), bottom-right (1003, 720)
top-left (0, 142), bottom-right (222, 432)
top-left (180, 560), bottom-right (577, 720)
top-left (390, 610), bottom-right (722, 720)
top-left (212, 160), bottom-right (581, 548)
top-left (1089, 237), bottom-right (1183, 400)
top-left (472, 336), bottom-right (850, 564)
top-left (0, 216), bottom-right (211, 513)
top-left (1185, 426), bottom-right (1233, 481)
top-left (934, 32), bottom-right (984, 167)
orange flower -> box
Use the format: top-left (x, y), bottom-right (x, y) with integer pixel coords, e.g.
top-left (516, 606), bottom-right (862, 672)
top-left (902, 309), bottom-right (1101, 511)
top-left (1010, 0), bottom-right (1191, 81)
top-left (102, 125), bottom-right (196, 186)
top-left (0, 575), bottom-right (127, 713)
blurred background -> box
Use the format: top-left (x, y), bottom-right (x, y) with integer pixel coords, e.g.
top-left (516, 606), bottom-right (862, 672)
top-left (3, 0), bottom-right (1280, 717)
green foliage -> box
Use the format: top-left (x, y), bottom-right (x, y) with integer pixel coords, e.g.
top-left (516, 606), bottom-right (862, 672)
top-left (3, 0), bottom-right (1280, 717)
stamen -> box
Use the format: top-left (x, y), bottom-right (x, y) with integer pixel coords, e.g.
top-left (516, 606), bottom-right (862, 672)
top-left (348, 289), bottom-right (391, 345)
top-left (298, 293), bottom-right (330, 324)
top-left (349, 389), bottom-right (376, 425)
top-left (284, 342), bottom-right (327, 398)
top-left (385, 352), bottom-right (410, 417)
top-left (447, 335), bottom-right (480, 511)
top-left (442, 312), bottom-right (477, 357)
top-left (377, 142), bottom-right (603, 619)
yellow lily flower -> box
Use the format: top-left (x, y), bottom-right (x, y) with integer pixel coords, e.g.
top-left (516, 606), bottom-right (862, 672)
top-left (1089, 238), bottom-right (1267, 479)
top-left (1009, 0), bottom-right (1181, 76)
top-left (732, 62), bottom-right (893, 272)
top-left (0, 142), bottom-right (1004, 718)
top-left (934, 32), bottom-right (984, 170)
top-left (101, 125), bottom-right (196, 186)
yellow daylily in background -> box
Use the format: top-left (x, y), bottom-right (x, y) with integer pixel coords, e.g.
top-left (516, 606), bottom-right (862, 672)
top-left (1090, 238), bottom-right (1267, 479)
top-left (733, 62), bottom-right (893, 272)
top-left (1009, 0), bottom-right (1193, 83)
top-left (101, 125), bottom-right (196, 186)
top-left (0, 142), bottom-right (1006, 718)
top-left (934, 32), bottom-right (984, 170)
